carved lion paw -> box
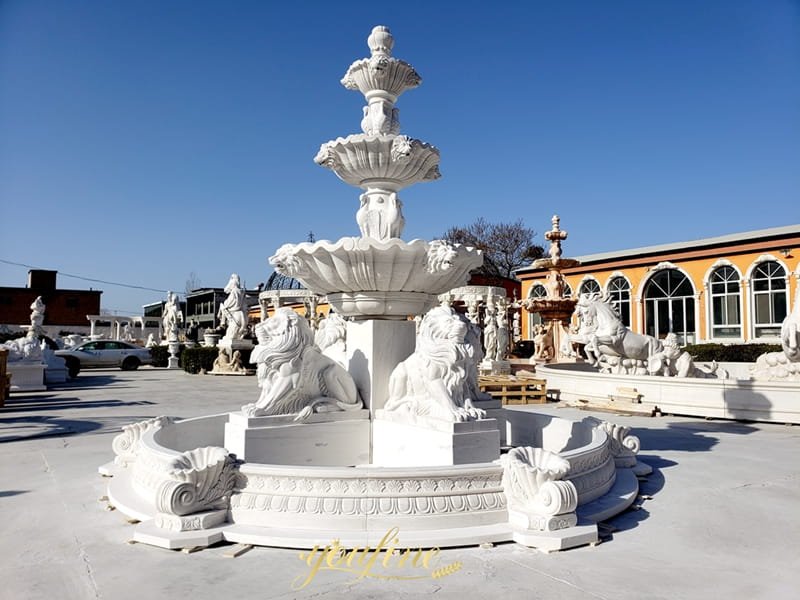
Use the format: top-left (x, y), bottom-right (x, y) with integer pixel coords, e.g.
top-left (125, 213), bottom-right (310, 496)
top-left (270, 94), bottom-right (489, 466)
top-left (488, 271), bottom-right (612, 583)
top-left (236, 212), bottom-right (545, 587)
top-left (242, 403), bottom-right (261, 417)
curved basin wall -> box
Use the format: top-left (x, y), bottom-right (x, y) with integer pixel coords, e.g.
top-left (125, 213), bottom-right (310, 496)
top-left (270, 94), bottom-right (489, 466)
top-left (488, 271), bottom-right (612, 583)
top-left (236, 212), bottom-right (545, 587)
top-left (538, 363), bottom-right (800, 424)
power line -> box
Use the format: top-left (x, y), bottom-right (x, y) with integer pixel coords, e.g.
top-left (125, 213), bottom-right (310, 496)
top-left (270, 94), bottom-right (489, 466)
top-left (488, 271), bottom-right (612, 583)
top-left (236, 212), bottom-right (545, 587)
top-left (0, 258), bottom-right (172, 294)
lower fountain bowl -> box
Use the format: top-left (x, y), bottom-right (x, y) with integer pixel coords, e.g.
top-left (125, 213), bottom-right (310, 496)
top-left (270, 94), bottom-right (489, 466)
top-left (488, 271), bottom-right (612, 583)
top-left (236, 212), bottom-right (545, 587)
top-left (327, 290), bottom-right (436, 319)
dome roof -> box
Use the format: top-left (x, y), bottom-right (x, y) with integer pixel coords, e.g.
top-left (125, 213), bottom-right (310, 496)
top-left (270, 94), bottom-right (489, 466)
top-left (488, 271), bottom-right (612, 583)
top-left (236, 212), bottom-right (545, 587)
top-left (264, 271), bottom-right (304, 291)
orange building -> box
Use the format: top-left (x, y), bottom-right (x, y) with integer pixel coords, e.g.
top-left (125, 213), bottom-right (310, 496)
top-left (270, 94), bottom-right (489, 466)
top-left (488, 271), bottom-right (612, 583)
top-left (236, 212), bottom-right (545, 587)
top-left (515, 225), bottom-right (800, 346)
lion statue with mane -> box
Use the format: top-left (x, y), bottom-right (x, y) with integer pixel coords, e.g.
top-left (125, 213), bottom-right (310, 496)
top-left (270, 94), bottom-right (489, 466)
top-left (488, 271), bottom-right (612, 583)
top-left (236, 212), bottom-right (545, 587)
top-left (242, 308), bottom-right (362, 420)
top-left (383, 305), bottom-right (489, 423)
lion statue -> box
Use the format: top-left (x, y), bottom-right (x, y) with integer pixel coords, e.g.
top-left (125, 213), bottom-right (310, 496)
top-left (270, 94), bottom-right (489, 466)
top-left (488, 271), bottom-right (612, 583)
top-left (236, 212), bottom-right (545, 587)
top-left (314, 312), bottom-right (347, 367)
top-left (383, 306), bottom-right (488, 423)
top-left (242, 308), bottom-right (362, 420)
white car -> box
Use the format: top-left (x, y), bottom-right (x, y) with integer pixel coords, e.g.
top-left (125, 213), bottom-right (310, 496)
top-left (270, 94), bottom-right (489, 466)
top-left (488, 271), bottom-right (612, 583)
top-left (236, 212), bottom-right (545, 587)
top-left (55, 340), bottom-right (153, 377)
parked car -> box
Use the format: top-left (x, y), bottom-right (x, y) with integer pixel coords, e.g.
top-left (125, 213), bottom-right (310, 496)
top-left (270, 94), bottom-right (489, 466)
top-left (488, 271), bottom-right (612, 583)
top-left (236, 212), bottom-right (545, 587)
top-left (55, 341), bottom-right (153, 377)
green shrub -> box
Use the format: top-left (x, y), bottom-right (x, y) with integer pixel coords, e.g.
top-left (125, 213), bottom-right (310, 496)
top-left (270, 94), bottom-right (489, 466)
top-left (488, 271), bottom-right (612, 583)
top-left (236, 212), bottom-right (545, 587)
top-left (149, 344), bottom-right (185, 367)
top-left (684, 343), bottom-right (782, 362)
top-left (180, 346), bottom-right (256, 374)
top-left (181, 346), bottom-right (219, 374)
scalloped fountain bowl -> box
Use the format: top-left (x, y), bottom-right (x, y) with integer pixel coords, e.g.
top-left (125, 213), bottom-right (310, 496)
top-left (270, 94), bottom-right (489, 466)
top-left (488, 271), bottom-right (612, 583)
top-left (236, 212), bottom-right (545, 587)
top-left (315, 134), bottom-right (440, 190)
top-left (269, 237), bottom-right (483, 318)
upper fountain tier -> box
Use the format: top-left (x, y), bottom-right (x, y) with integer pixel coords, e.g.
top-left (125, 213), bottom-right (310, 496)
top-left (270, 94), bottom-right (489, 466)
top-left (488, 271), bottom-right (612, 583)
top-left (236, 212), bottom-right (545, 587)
top-left (314, 26), bottom-right (441, 240)
top-left (341, 25), bottom-right (422, 105)
top-left (271, 26), bottom-right (482, 318)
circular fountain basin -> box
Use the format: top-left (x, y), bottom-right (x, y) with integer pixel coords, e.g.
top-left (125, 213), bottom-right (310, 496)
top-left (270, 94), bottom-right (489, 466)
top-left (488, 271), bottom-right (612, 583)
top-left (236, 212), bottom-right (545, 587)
top-left (103, 408), bottom-right (641, 550)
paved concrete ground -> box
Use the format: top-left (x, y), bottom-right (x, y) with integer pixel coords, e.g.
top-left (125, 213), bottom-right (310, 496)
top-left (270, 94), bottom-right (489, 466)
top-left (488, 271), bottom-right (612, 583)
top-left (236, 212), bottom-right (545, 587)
top-left (1, 368), bottom-right (798, 600)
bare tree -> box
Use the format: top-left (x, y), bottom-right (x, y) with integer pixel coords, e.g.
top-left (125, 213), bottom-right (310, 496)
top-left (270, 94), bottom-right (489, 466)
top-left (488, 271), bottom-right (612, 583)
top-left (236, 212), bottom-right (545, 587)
top-left (442, 218), bottom-right (543, 279)
top-left (185, 271), bottom-right (202, 296)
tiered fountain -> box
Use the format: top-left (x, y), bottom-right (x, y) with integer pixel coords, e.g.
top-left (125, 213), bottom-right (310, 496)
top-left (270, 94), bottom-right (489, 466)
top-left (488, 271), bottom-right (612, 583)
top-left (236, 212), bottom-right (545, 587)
top-left (100, 26), bottom-right (649, 553)
top-left (524, 215), bottom-right (581, 363)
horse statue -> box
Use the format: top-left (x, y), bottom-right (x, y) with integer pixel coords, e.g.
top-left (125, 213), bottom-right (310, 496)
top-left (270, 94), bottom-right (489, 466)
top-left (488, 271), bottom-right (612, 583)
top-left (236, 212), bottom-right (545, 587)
top-left (575, 294), bottom-right (663, 370)
top-left (781, 280), bottom-right (800, 362)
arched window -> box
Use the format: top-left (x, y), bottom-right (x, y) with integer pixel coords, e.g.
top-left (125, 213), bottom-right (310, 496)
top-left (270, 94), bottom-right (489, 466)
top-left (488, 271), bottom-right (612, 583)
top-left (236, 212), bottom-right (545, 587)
top-left (529, 284), bottom-right (547, 299)
top-left (644, 269), bottom-right (696, 345)
top-left (578, 279), bottom-right (601, 297)
top-left (709, 266), bottom-right (741, 339)
top-left (527, 284), bottom-right (547, 330)
top-left (563, 282), bottom-right (573, 298)
top-left (607, 277), bottom-right (631, 327)
top-left (751, 261), bottom-right (787, 338)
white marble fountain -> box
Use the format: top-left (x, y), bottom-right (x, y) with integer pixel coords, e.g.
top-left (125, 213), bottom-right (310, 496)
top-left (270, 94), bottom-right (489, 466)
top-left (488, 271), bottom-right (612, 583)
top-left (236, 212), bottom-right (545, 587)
top-left (100, 26), bottom-right (649, 553)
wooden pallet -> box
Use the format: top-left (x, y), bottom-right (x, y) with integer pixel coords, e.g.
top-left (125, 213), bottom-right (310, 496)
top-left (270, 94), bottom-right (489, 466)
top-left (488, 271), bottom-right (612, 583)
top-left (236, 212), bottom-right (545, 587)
top-left (479, 375), bottom-right (547, 405)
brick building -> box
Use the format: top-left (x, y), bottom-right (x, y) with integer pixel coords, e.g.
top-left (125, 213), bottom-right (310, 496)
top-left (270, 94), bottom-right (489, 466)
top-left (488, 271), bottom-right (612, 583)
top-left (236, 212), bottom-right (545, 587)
top-left (0, 270), bottom-right (102, 331)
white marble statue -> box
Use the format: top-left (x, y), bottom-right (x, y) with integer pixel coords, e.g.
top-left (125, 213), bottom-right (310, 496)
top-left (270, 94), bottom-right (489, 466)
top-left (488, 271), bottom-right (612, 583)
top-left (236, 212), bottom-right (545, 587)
top-left (648, 332), bottom-right (721, 378)
top-left (145, 333), bottom-right (158, 348)
top-left (751, 282), bottom-right (800, 381)
top-left (576, 294), bottom-right (662, 370)
top-left (356, 190), bottom-right (405, 240)
top-left (512, 309), bottom-right (521, 343)
top-left (314, 312), bottom-right (347, 367)
top-left (162, 291), bottom-right (183, 342)
top-left (482, 304), bottom-right (498, 362)
top-left (212, 346), bottom-right (245, 374)
top-left (576, 295), bottom-right (720, 378)
top-left (218, 273), bottom-right (248, 341)
top-left (495, 305), bottom-right (509, 362)
top-left (243, 308), bottom-right (362, 419)
top-left (30, 296), bottom-right (46, 333)
top-left (122, 322), bottom-right (134, 342)
top-left (383, 305), bottom-right (488, 422)
top-left (2, 330), bottom-right (44, 363)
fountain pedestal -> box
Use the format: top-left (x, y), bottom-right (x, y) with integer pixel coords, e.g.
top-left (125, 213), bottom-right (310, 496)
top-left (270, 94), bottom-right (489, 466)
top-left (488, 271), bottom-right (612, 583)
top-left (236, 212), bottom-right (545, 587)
top-left (345, 319), bottom-right (416, 416)
top-left (224, 410), bottom-right (370, 466)
top-left (372, 413), bottom-right (501, 467)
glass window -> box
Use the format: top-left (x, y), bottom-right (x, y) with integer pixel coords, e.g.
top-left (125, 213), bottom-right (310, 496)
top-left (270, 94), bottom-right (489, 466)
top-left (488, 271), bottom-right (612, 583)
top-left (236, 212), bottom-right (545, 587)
top-left (529, 284), bottom-right (547, 299)
top-left (644, 269), bottom-right (696, 344)
top-left (709, 266), bottom-right (741, 338)
top-left (578, 279), bottom-right (601, 296)
top-left (607, 277), bottom-right (631, 327)
top-left (751, 261), bottom-right (788, 337)
top-left (527, 284), bottom-right (546, 328)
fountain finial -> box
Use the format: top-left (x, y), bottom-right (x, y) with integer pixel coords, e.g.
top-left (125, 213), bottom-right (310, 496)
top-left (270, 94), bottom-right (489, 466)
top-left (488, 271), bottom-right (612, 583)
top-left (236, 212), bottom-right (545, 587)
top-left (368, 25), bottom-right (394, 56)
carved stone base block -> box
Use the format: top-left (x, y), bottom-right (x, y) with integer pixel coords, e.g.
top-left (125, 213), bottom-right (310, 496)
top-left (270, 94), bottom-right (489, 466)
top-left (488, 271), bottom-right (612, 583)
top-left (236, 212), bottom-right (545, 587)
top-left (371, 416), bottom-right (500, 467)
top-left (154, 509), bottom-right (228, 532)
top-left (480, 359), bottom-right (511, 376)
top-left (8, 362), bottom-right (46, 392)
top-left (224, 410), bottom-right (370, 466)
top-left (133, 520), bottom-right (228, 550)
top-left (511, 521), bottom-right (598, 553)
top-left (44, 364), bottom-right (68, 384)
top-left (346, 319), bottom-right (416, 415)
top-left (508, 509), bottom-right (578, 532)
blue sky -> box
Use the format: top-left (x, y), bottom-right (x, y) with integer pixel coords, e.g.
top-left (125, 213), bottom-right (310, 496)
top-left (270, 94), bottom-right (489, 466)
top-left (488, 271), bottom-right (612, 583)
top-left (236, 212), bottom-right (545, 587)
top-left (1, 0), bottom-right (798, 316)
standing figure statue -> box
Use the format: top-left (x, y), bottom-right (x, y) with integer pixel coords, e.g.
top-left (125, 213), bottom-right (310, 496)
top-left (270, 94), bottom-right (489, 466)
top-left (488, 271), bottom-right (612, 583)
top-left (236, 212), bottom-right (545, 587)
top-left (218, 273), bottom-right (248, 341)
top-left (162, 291), bottom-right (183, 342)
top-left (483, 304), bottom-right (498, 362)
top-left (30, 296), bottom-right (46, 333)
top-left (495, 306), bottom-right (510, 362)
